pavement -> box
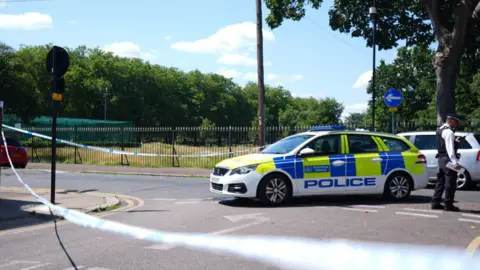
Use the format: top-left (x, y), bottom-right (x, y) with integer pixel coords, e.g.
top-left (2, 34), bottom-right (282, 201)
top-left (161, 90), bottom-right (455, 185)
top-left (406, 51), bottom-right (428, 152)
top-left (24, 162), bottom-right (212, 178)
top-left (0, 186), bottom-right (120, 231)
top-left (1, 169), bottom-right (480, 269)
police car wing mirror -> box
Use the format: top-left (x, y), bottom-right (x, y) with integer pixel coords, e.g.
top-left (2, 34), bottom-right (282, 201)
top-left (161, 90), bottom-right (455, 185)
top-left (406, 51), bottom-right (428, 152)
top-left (299, 148), bottom-right (315, 156)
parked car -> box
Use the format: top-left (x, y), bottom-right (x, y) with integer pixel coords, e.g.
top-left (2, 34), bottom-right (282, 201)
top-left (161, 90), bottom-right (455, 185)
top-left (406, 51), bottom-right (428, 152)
top-left (397, 131), bottom-right (480, 190)
top-left (0, 136), bottom-right (28, 168)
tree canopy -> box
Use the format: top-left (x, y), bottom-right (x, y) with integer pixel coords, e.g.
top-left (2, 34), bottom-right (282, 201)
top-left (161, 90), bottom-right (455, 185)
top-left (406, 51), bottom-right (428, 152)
top-left (264, 0), bottom-right (480, 125)
top-left (0, 42), bottom-right (345, 127)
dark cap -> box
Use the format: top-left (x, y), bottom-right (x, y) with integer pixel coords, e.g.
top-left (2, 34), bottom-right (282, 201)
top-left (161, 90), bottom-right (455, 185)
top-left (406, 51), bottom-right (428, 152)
top-left (447, 113), bottom-right (464, 121)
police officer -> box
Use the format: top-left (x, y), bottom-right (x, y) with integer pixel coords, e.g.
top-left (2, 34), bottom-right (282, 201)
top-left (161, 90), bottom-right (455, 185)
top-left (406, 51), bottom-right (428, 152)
top-left (431, 114), bottom-right (463, 212)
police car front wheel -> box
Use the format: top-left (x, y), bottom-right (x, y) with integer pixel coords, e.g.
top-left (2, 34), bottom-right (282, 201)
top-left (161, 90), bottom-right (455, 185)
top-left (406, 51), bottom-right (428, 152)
top-left (257, 174), bottom-right (291, 205)
top-left (383, 172), bottom-right (412, 200)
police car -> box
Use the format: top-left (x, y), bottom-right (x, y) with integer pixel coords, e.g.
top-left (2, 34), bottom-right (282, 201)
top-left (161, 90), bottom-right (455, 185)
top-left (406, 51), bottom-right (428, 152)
top-left (210, 126), bottom-right (429, 205)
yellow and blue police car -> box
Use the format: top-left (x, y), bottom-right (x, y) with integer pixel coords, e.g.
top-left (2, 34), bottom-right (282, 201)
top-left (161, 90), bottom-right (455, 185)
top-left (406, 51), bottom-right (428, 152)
top-left (209, 126), bottom-right (429, 205)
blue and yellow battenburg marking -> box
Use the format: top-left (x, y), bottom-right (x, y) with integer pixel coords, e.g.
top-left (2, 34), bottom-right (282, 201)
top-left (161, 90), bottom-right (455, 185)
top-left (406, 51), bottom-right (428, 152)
top-left (260, 152), bottom-right (422, 188)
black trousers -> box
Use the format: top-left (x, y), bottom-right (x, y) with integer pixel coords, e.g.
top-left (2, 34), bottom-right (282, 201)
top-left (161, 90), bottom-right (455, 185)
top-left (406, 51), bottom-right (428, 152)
top-left (432, 166), bottom-right (458, 206)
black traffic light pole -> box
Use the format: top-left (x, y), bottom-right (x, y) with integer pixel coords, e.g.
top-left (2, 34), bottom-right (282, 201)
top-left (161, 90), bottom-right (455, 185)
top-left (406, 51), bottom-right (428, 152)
top-left (46, 45), bottom-right (69, 204)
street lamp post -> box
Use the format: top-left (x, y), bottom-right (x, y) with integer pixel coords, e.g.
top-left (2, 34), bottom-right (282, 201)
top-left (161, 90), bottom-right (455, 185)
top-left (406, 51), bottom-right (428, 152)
top-left (103, 88), bottom-right (108, 121)
top-left (370, 3), bottom-right (378, 132)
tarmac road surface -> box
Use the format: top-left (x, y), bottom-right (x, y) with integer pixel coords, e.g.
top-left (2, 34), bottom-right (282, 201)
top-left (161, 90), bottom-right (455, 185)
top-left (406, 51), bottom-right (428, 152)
top-left (1, 169), bottom-right (480, 270)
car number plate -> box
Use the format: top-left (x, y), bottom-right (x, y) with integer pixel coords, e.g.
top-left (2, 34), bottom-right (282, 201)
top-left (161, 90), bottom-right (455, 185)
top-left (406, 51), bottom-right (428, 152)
top-left (211, 176), bottom-right (220, 183)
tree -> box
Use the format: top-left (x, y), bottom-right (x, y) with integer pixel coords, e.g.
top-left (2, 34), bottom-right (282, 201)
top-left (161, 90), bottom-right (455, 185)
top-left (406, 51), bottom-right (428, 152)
top-left (264, 0), bottom-right (480, 125)
top-left (343, 112), bottom-right (368, 128)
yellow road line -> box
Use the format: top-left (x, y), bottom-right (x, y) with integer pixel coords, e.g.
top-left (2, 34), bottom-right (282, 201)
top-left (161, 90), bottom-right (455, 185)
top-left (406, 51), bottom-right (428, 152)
top-left (466, 236), bottom-right (480, 255)
top-left (0, 194), bottom-right (145, 237)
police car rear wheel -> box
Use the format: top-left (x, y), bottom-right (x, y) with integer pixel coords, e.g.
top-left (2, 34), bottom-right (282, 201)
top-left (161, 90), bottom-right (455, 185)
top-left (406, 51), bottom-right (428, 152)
top-left (257, 174), bottom-right (291, 205)
top-left (384, 172), bottom-right (412, 200)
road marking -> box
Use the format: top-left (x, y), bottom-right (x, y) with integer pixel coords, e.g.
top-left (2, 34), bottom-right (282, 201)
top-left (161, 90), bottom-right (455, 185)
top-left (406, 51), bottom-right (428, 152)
top-left (395, 212), bottom-right (438, 218)
top-left (19, 263), bottom-right (52, 270)
top-left (0, 194), bottom-right (144, 237)
top-left (62, 266), bottom-right (85, 270)
top-left (146, 213), bottom-right (270, 251)
top-left (462, 213), bottom-right (480, 219)
top-left (459, 218), bottom-right (480, 224)
top-left (466, 235), bottom-right (480, 255)
top-left (174, 201), bottom-right (200, 204)
top-left (403, 208), bottom-right (442, 214)
top-left (351, 205), bottom-right (385, 209)
top-left (340, 207), bottom-right (378, 213)
top-left (0, 261), bottom-right (38, 268)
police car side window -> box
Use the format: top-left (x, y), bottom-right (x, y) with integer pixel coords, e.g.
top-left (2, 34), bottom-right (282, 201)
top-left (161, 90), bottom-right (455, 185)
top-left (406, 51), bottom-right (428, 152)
top-left (381, 137), bottom-right (410, 152)
top-left (347, 135), bottom-right (378, 154)
top-left (304, 135), bottom-right (340, 155)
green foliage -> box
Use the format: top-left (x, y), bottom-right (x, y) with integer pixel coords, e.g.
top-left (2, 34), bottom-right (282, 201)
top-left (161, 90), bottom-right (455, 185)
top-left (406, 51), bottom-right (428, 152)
top-left (0, 42), bottom-right (344, 128)
top-left (364, 45), bottom-right (480, 127)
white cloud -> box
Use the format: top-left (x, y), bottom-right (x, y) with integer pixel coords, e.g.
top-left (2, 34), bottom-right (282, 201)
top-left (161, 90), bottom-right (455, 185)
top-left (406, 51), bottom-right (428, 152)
top-left (217, 53), bottom-right (256, 66)
top-left (243, 72), bottom-right (257, 81)
top-left (353, 70), bottom-right (373, 88)
top-left (289, 74), bottom-right (304, 81)
top-left (346, 103), bottom-right (368, 112)
top-left (0, 12), bottom-right (53, 30)
top-left (341, 103), bottom-right (368, 120)
top-left (216, 67), bottom-right (243, 78)
top-left (171, 22), bottom-right (275, 54)
top-left (267, 73), bottom-right (279, 80)
top-left (103, 42), bottom-right (157, 60)
top-left (164, 35), bottom-right (172, 40)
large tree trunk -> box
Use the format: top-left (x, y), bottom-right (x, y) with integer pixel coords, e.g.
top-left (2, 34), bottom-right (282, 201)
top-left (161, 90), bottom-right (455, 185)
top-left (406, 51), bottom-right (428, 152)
top-left (423, 0), bottom-right (475, 126)
top-left (433, 48), bottom-right (462, 126)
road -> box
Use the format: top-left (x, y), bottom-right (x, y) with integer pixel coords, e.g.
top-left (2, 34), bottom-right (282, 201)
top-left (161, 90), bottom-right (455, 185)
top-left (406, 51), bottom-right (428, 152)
top-left (1, 168), bottom-right (480, 270)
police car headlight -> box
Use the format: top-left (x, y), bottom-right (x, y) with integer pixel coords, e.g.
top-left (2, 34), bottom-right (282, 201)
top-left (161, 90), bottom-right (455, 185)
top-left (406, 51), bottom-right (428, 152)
top-left (230, 165), bottom-right (258, 175)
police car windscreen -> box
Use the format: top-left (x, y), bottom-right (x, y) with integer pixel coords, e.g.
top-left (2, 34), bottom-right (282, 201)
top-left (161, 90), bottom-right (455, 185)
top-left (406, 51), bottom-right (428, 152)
top-left (262, 134), bottom-right (314, 154)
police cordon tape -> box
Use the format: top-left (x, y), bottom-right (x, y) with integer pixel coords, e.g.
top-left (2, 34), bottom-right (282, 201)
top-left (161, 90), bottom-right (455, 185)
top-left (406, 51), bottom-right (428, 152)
top-left (1, 124), bottom-right (268, 157)
top-left (2, 131), bottom-right (480, 269)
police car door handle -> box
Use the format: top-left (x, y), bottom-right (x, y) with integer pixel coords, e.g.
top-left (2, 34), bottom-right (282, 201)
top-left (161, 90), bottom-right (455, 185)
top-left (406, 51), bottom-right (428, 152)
top-left (371, 158), bottom-right (383, 162)
top-left (332, 160), bottom-right (345, 166)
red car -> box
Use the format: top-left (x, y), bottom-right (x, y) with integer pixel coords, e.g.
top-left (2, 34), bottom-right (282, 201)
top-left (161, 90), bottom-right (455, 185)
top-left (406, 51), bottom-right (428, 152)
top-left (0, 136), bottom-right (28, 168)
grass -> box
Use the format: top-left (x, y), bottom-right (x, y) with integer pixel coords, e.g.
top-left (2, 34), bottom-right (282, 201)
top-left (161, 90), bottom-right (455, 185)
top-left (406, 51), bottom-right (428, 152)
top-left (28, 142), bottom-right (259, 169)
top-left (91, 200), bottom-right (122, 213)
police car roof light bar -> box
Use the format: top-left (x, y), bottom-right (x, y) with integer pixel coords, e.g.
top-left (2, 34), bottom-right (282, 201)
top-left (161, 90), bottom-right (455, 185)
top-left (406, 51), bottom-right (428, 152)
top-left (309, 125), bottom-right (345, 132)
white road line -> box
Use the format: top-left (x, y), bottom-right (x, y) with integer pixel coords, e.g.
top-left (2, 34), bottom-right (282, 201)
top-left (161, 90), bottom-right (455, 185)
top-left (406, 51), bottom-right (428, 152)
top-left (351, 205), bottom-right (385, 209)
top-left (62, 266), bottom-right (85, 270)
top-left (340, 207), bottom-right (378, 213)
top-left (174, 201), bottom-right (200, 204)
top-left (145, 244), bottom-right (175, 250)
top-left (0, 261), bottom-right (38, 268)
top-left (459, 218), bottom-right (480, 224)
top-left (19, 263), bottom-right (52, 270)
top-left (146, 214), bottom-right (270, 251)
top-left (403, 208), bottom-right (443, 214)
top-left (462, 213), bottom-right (480, 219)
top-left (395, 212), bottom-right (438, 218)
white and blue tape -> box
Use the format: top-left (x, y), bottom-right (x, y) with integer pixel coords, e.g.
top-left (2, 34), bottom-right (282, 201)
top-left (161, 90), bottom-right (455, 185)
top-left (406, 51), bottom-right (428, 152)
top-left (1, 124), bottom-right (267, 157)
top-left (2, 130), bottom-right (480, 269)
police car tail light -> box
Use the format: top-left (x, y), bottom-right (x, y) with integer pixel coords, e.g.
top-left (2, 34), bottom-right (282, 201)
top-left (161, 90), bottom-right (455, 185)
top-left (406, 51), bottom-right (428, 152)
top-left (476, 151), bottom-right (480, 162)
top-left (415, 154), bottom-right (426, 164)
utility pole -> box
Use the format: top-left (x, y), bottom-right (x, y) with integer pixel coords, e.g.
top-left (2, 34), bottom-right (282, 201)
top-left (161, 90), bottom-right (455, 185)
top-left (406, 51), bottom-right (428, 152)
top-left (370, 1), bottom-right (378, 132)
top-left (256, 0), bottom-right (265, 147)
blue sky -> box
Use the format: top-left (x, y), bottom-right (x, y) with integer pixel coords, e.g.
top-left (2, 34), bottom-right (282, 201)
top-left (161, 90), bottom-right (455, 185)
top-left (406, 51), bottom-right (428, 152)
top-left (0, 0), bottom-right (400, 119)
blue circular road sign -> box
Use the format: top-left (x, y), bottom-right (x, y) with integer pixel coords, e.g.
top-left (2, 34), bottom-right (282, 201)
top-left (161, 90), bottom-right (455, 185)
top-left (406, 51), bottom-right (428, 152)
top-left (384, 88), bottom-right (403, 108)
